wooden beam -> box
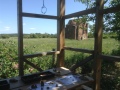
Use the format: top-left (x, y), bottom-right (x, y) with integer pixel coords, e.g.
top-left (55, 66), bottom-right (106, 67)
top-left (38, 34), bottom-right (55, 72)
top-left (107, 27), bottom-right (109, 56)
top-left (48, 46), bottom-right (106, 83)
top-left (93, 0), bottom-right (104, 90)
top-left (100, 54), bottom-right (120, 62)
top-left (17, 0), bottom-right (24, 76)
top-left (22, 12), bottom-right (58, 20)
top-left (64, 7), bottom-right (96, 19)
top-left (102, 4), bottom-right (120, 14)
top-left (24, 51), bottom-right (60, 58)
top-left (24, 59), bottom-right (43, 72)
top-left (57, 0), bottom-right (65, 67)
top-left (70, 55), bottom-right (94, 73)
top-left (64, 46), bottom-right (94, 54)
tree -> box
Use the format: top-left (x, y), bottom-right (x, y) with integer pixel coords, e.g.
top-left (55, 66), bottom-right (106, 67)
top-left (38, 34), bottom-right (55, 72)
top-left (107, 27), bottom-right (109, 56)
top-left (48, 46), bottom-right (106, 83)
top-left (74, 1), bottom-right (120, 90)
top-left (108, 0), bottom-right (120, 41)
top-left (29, 33), bottom-right (38, 38)
top-left (0, 34), bottom-right (10, 39)
top-left (75, 0), bottom-right (120, 41)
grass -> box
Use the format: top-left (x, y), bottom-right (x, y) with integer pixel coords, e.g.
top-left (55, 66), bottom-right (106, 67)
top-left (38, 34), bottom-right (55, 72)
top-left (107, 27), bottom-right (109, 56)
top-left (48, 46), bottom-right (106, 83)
top-left (0, 37), bottom-right (120, 89)
top-left (16, 38), bottom-right (119, 55)
top-left (0, 38), bottom-right (119, 76)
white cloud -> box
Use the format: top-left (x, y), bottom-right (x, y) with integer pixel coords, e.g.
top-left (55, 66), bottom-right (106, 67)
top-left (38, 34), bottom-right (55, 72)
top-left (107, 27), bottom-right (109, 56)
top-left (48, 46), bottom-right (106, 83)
top-left (5, 26), bottom-right (11, 31)
top-left (30, 28), bottom-right (36, 30)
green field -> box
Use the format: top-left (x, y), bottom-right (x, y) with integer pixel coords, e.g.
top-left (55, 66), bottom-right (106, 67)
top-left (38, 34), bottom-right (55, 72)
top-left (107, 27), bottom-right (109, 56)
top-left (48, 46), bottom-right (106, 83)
top-left (0, 38), bottom-right (120, 89)
top-left (0, 38), bottom-right (119, 73)
top-left (1, 37), bottom-right (118, 53)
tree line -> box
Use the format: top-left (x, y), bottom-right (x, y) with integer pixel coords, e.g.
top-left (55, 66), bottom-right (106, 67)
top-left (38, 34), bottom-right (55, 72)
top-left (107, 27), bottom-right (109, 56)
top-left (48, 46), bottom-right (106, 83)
top-left (0, 32), bottom-right (117, 39)
top-left (0, 33), bottom-right (57, 39)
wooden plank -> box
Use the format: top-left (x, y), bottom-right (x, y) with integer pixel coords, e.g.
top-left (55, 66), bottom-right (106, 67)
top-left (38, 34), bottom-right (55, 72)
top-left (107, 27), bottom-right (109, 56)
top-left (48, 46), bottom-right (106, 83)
top-left (93, 0), bottom-right (104, 90)
top-left (64, 7), bottom-right (96, 19)
top-left (64, 46), bottom-right (94, 54)
top-left (52, 49), bottom-right (56, 67)
top-left (65, 4), bottom-right (120, 19)
top-left (102, 4), bottom-right (120, 14)
top-left (24, 51), bottom-right (60, 58)
top-left (70, 55), bottom-right (94, 73)
top-left (57, 0), bottom-right (65, 67)
top-left (24, 59), bottom-right (43, 71)
top-left (100, 54), bottom-right (120, 62)
top-left (22, 12), bottom-right (58, 19)
top-left (17, 0), bottom-right (24, 76)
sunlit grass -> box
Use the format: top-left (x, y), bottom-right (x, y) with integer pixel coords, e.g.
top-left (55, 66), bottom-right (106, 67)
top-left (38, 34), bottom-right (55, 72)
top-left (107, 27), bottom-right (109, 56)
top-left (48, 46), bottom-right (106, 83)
top-left (0, 38), bottom-right (119, 78)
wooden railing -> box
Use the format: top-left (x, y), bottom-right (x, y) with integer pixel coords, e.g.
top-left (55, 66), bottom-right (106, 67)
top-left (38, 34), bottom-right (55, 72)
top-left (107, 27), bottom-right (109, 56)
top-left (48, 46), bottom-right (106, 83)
top-left (99, 54), bottom-right (120, 62)
top-left (102, 4), bottom-right (120, 14)
top-left (70, 55), bottom-right (94, 73)
top-left (23, 47), bottom-right (95, 72)
top-left (24, 50), bottom-right (60, 58)
top-left (17, 1), bottom-right (120, 89)
top-left (64, 46), bottom-right (120, 62)
top-left (22, 12), bottom-right (58, 19)
top-left (64, 46), bottom-right (94, 54)
top-left (64, 7), bottom-right (96, 19)
top-left (23, 49), bottom-right (60, 72)
top-left (24, 59), bottom-right (43, 72)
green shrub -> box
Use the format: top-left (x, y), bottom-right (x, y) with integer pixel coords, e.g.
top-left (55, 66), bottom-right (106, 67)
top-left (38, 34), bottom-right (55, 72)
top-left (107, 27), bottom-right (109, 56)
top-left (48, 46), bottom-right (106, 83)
top-left (0, 35), bottom-right (10, 39)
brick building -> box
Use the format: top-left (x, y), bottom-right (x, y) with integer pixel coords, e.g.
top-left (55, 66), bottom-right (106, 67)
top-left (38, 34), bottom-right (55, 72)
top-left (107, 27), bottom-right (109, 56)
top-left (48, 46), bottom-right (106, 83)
top-left (65, 19), bottom-right (88, 40)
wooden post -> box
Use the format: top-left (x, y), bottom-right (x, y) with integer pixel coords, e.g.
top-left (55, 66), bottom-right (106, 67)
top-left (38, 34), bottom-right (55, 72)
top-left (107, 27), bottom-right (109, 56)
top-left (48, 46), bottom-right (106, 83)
top-left (93, 0), bottom-right (104, 90)
top-left (57, 0), bottom-right (65, 67)
top-left (52, 49), bottom-right (56, 67)
top-left (17, 0), bottom-right (24, 76)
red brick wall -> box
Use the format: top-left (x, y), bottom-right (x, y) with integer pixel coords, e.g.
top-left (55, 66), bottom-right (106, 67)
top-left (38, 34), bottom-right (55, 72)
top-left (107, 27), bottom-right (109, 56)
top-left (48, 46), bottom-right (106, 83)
top-left (65, 20), bottom-right (88, 40)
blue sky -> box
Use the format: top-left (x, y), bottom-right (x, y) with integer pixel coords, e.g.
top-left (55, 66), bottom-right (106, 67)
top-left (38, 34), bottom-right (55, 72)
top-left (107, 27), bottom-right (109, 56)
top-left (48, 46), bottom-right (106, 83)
top-left (0, 0), bottom-right (86, 34)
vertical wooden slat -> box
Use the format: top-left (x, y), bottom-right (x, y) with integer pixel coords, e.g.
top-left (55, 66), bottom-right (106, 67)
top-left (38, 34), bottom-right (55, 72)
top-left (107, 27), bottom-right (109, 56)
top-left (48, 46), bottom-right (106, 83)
top-left (52, 49), bottom-right (56, 67)
top-left (93, 0), bottom-right (104, 90)
top-left (17, 0), bottom-right (24, 76)
top-left (57, 0), bottom-right (65, 67)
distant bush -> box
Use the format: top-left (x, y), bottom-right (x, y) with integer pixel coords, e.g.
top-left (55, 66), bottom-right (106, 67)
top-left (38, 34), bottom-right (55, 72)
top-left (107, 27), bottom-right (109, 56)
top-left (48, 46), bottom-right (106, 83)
top-left (103, 34), bottom-right (109, 39)
top-left (0, 35), bottom-right (10, 39)
top-left (103, 33), bottom-right (117, 39)
top-left (23, 33), bottom-right (57, 38)
top-left (88, 32), bottom-right (94, 38)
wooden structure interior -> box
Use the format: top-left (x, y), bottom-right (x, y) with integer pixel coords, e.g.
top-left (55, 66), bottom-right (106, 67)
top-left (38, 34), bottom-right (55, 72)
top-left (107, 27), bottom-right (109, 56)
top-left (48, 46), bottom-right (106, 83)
top-left (16, 0), bottom-right (120, 90)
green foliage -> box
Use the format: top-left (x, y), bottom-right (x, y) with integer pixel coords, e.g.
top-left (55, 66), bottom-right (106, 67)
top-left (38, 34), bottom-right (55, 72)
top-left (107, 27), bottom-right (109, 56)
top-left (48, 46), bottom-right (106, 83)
top-left (73, 16), bottom-right (87, 24)
top-left (88, 24), bottom-right (95, 38)
top-left (0, 33), bottom-right (57, 39)
top-left (0, 34), bottom-right (10, 39)
top-left (75, 0), bottom-right (120, 42)
top-left (23, 33), bottom-right (57, 38)
top-left (88, 32), bottom-right (94, 38)
top-left (103, 33), bottom-right (117, 39)
top-left (0, 38), bottom-right (119, 89)
top-left (0, 40), bottom-right (18, 78)
top-left (101, 46), bottom-right (120, 90)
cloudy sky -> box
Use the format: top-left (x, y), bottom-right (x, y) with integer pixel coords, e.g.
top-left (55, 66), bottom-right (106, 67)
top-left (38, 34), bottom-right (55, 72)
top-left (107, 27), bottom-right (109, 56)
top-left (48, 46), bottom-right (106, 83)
top-left (0, 0), bottom-right (86, 34)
